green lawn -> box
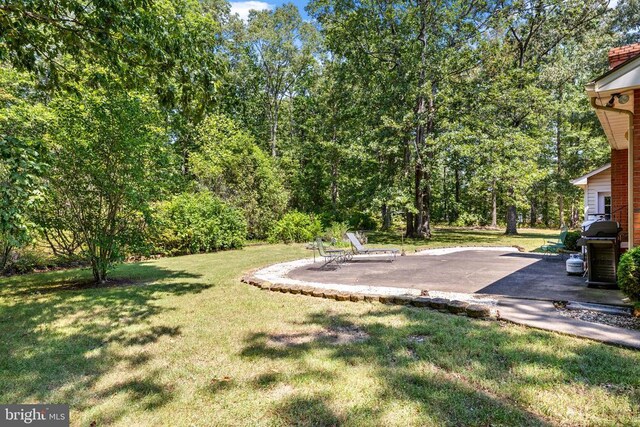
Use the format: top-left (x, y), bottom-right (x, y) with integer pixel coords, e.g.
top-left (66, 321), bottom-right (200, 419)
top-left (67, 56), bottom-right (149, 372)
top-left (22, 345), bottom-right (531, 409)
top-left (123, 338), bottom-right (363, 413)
top-left (1, 229), bottom-right (639, 426)
top-left (367, 226), bottom-right (560, 252)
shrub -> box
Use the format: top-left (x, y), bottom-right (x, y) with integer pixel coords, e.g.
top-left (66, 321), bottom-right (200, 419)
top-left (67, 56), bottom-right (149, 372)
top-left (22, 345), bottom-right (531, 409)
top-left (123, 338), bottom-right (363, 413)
top-left (46, 89), bottom-right (175, 283)
top-left (348, 212), bottom-right (378, 231)
top-left (452, 212), bottom-right (482, 227)
top-left (323, 222), bottom-right (350, 246)
top-left (190, 115), bottom-right (288, 239)
top-left (564, 231), bottom-right (581, 252)
top-left (152, 192), bottom-right (246, 255)
top-left (0, 246), bottom-right (85, 276)
top-left (268, 211), bottom-right (322, 244)
top-left (617, 247), bottom-right (640, 301)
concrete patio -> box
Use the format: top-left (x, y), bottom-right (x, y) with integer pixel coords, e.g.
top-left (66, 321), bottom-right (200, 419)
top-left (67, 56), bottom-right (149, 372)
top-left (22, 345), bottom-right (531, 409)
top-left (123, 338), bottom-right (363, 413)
top-left (287, 248), bottom-right (628, 306)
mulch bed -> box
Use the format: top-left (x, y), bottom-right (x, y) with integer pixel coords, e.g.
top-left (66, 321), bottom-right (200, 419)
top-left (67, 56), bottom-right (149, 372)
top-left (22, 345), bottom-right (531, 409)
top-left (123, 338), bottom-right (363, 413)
top-left (555, 307), bottom-right (640, 331)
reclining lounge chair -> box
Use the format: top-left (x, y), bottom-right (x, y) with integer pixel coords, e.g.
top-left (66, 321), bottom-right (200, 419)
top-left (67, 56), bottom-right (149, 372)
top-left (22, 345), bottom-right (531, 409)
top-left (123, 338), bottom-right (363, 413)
top-left (346, 232), bottom-right (399, 261)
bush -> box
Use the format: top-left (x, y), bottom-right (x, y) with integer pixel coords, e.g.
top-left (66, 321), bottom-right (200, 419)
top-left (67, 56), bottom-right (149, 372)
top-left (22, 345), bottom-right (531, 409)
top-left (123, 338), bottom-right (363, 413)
top-left (564, 231), bottom-right (581, 252)
top-left (152, 192), bottom-right (246, 255)
top-left (268, 211), bottom-right (322, 244)
top-left (348, 212), bottom-right (378, 231)
top-left (0, 246), bottom-right (86, 276)
top-left (190, 115), bottom-right (288, 239)
top-left (618, 247), bottom-right (640, 301)
top-left (452, 212), bottom-right (482, 227)
top-left (324, 222), bottom-right (348, 241)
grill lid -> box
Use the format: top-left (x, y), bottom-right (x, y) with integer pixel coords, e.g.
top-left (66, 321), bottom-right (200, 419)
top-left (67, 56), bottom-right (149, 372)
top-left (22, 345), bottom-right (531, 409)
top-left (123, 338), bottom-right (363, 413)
top-left (581, 220), bottom-right (621, 238)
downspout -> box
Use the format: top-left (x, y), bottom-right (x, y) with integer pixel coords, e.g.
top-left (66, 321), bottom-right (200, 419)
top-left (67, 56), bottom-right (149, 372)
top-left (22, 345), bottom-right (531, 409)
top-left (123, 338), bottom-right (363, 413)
top-left (590, 97), bottom-right (634, 249)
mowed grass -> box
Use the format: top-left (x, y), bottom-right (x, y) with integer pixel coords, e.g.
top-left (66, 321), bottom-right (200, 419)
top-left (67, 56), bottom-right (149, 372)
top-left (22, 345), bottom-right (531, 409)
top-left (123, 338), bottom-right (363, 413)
top-left (368, 226), bottom-right (560, 252)
top-left (1, 229), bottom-right (639, 426)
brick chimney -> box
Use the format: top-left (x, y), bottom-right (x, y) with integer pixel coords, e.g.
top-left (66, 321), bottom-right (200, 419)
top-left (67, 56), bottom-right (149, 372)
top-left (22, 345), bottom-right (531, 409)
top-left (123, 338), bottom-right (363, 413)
top-left (609, 43), bottom-right (640, 69)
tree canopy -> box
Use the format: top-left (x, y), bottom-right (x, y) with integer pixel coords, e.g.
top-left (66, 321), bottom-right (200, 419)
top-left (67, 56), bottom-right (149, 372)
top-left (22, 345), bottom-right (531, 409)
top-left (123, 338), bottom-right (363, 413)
top-left (0, 0), bottom-right (632, 280)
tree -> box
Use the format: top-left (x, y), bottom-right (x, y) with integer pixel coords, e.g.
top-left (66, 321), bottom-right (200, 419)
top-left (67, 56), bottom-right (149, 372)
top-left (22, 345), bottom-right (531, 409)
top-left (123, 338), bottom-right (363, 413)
top-left (245, 4), bottom-right (318, 157)
top-left (0, 0), bottom-right (226, 89)
top-left (45, 88), bottom-right (175, 283)
top-left (0, 66), bottom-right (50, 270)
top-left (310, 0), bottom-right (490, 237)
top-left (190, 115), bottom-right (288, 238)
top-left (490, 0), bottom-right (609, 234)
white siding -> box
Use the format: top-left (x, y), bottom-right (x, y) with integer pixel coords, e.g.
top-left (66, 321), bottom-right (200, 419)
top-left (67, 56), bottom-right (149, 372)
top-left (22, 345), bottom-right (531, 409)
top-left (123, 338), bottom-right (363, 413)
top-left (585, 169), bottom-right (611, 217)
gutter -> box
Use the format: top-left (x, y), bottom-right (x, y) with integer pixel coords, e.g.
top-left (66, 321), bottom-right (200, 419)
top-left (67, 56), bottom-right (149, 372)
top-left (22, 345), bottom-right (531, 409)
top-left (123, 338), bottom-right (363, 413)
top-left (590, 97), bottom-right (635, 249)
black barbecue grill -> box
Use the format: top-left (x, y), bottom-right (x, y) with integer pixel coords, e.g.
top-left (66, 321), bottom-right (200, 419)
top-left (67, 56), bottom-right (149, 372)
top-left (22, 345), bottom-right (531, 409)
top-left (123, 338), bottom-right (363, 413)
top-left (578, 220), bottom-right (622, 288)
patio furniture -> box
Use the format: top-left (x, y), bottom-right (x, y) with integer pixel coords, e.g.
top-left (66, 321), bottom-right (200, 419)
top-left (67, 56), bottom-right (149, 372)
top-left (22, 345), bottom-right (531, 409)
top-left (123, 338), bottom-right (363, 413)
top-left (315, 238), bottom-right (351, 267)
top-left (346, 232), bottom-right (399, 261)
top-left (541, 226), bottom-right (568, 257)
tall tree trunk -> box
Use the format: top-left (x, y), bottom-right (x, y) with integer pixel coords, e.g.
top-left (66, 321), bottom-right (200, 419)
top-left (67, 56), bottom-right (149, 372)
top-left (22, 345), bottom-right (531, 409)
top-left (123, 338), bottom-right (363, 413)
top-left (543, 191), bottom-right (550, 228)
top-left (556, 109), bottom-right (564, 227)
top-left (558, 197), bottom-right (564, 228)
top-left (530, 199), bottom-right (536, 228)
top-left (443, 166), bottom-right (448, 223)
top-left (407, 0), bottom-right (432, 239)
top-left (330, 130), bottom-right (339, 208)
top-left (382, 204), bottom-right (391, 230)
top-left (414, 161), bottom-right (424, 236)
top-left (505, 188), bottom-right (518, 235)
top-left (491, 177), bottom-right (497, 228)
top-left (453, 166), bottom-right (460, 223)
top-left (270, 104), bottom-right (279, 157)
top-left (406, 212), bottom-right (414, 237)
top-left (331, 162), bottom-right (339, 209)
top-left (422, 168), bottom-right (432, 238)
top-left (506, 206), bottom-right (518, 234)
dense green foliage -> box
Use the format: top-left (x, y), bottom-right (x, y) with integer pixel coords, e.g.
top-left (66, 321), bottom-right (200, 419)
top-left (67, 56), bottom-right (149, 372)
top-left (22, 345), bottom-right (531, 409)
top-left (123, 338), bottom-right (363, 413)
top-left (0, 68), bottom-right (50, 270)
top-left (618, 247), bottom-right (640, 301)
top-left (151, 192), bottom-right (246, 255)
top-left (564, 231), bottom-right (582, 252)
top-left (190, 115), bottom-right (287, 239)
top-left (268, 211), bottom-right (322, 243)
top-left (2, 0), bottom-right (638, 281)
top-left (42, 88), bottom-right (175, 282)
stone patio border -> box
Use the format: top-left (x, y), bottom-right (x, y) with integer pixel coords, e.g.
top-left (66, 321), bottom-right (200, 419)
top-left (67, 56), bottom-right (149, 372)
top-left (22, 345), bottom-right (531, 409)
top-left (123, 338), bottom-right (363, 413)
top-left (241, 246), bottom-right (640, 349)
top-left (241, 247), bottom-right (518, 319)
top-left (241, 273), bottom-right (496, 318)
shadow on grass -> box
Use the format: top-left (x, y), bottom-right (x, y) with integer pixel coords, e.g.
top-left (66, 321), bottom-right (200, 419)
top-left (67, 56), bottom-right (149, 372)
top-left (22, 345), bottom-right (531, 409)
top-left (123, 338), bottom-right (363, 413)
top-left (0, 263), bottom-right (208, 424)
top-left (240, 307), bottom-right (640, 426)
top-left (0, 262), bottom-right (202, 298)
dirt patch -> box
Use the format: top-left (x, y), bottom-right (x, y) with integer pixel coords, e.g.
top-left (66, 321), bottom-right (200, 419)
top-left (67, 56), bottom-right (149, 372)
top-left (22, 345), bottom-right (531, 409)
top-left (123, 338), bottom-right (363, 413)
top-left (407, 334), bottom-right (429, 343)
top-left (267, 326), bottom-right (369, 347)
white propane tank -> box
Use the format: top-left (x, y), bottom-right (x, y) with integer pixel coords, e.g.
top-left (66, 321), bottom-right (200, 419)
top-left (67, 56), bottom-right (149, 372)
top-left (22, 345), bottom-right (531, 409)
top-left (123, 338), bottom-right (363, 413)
top-left (566, 254), bottom-right (584, 275)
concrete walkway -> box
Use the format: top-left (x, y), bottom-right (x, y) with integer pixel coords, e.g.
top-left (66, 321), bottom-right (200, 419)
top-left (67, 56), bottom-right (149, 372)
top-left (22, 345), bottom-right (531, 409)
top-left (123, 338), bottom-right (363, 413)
top-left (497, 299), bottom-right (640, 349)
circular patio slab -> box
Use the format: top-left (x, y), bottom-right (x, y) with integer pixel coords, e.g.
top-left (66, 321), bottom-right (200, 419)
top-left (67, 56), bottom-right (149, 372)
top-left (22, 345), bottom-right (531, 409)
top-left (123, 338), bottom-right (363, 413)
top-left (285, 247), bottom-right (626, 306)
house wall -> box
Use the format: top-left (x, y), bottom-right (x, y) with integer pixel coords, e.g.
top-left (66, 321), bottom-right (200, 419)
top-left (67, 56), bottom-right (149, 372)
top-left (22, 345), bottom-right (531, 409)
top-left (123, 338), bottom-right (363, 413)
top-left (611, 148), bottom-right (628, 241)
top-left (633, 88), bottom-right (640, 247)
top-left (613, 88), bottom-right (640, 247)
top-left (586, 169), bottom-right (611, 217)
top-left (609, 43), bottom-right (640, 68)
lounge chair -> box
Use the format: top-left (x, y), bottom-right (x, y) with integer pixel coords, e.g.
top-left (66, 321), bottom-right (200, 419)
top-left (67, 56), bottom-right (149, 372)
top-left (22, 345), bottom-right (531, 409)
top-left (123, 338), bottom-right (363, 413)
top-left (315, 238), bottom-right (351, 267)
top-left (346, 232), bottom-right (399, 261)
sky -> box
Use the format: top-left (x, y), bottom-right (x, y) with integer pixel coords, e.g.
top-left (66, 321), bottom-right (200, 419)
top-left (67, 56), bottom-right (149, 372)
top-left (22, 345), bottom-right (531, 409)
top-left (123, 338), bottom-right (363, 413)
top-left (229, 0), bottom-right (618, 24)
top-left (229, 0), bottom-right (311, 21)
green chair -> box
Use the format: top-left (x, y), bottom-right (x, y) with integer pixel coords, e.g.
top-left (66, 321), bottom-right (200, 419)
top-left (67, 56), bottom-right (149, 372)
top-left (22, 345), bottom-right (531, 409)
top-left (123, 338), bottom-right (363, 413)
top-left (541, 227), bottom-right (568, 257)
